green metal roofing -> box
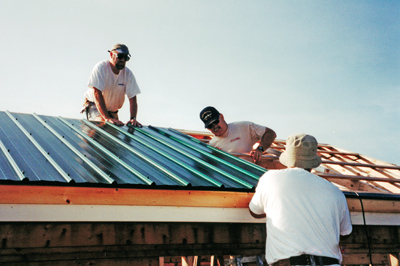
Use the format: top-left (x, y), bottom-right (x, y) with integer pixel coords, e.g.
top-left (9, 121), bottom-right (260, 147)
top-left (0, 111), bottom-right (266, 190)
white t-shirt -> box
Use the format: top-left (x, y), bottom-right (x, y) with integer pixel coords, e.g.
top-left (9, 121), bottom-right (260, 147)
top-left (84, 60), bottom-right (141, 112)
top-left (249, 168), bottom-right (352, 265)
top-left (209, 121), bottom-right (266, 153)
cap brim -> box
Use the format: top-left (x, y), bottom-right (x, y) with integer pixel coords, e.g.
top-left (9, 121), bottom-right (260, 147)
top-left (204, 118), bottom-right (218, 128)
top-left (115, 48), bottom-right (130, 55)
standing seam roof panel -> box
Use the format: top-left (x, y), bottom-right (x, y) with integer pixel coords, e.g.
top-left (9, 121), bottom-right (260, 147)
top-left (0, 111), bottom-right (266, 189)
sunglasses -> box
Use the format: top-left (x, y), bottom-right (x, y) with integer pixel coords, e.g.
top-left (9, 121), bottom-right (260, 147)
top-left (206, 119), bottom-right (219, 129)
top-left (115, 53), bottom-right (131, 61)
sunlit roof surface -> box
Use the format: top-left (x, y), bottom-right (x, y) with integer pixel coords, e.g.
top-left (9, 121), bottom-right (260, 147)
top-left (0, 111), bottom-right (266, 190)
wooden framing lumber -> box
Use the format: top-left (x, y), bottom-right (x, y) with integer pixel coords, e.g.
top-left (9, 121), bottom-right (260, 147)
top-left (318, 173), bottom-right (400, 184)
top-left (1, 185), bottom-right (400, 214)
top-left (0, 185), bottom-right (252, 208)
top-left (0, 223), bottom-right (399, 266)
top-left (321, 160), bottom-right (400, 170)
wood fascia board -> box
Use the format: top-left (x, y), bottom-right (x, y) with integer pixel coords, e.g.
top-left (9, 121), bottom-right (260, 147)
top-left (1, 185), bottom-right (400, 214)
top-left (346, 197), bottom-right (400, 213)
top-left (0, 185), bottom-right (252, 208)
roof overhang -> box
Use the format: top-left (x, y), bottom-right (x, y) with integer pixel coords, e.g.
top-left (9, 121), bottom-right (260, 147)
top-left (1, 184), bottom-right (400, 225)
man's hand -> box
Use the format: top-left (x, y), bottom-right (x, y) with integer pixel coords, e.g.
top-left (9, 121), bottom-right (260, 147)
top-left (250, 149), bottom-right (263, 163)
top-left (127, 118), bottom-right (142, 128)
top-left (105, 117), bottom-right (125, 126)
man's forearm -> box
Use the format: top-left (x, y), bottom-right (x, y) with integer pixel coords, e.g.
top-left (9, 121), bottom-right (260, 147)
top-left (129, 96), bottom-right (138, 119)
top-left (93, 88), bottom-right (110, 119)
top-left (259, 128), bottom-right (277, 149)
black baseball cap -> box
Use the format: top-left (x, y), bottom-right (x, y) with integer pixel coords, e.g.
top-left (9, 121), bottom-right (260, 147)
top-left (199, 106), bottom-right (220, 128)
top-left (108, 43), bottom-right (131, 55)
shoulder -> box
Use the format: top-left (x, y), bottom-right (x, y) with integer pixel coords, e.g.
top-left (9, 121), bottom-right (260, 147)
top-left (125, 66), bottom-right (133, 74)
top-left (257, 168), bottom-right (317, 189)
top-left (260, 168), bottom-right (307, 180)
top-left (230, 121), bottom-right (264, 129)
top-left (95, 60), bottom-right (109, 68)
top-left (209, 135), bottom-right (219, 144)
top-left (92, 60), bottom-right (109, 72)
top-left (121, 67), bottom-right (135, 79)
top-left (258, 169), bottom-right (285, 181)
top-left (122, 66), bottom-right (133, 75)
top-left (255, 169), bottom-right (284, 189)
top-left (292, 169), bottom-right (343, 192)
top-left (230, 121), bottom-right (251, 126)
top-left (229, 121), bottom-right (251, 128)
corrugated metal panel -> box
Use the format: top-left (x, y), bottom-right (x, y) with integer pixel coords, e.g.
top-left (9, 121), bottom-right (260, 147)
top-left (0, 111), bottom-right (266, 189)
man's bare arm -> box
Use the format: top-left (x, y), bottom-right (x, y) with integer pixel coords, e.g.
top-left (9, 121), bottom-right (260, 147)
top-left (127, 96), bottom-right (142, 127)
top-left (251, 127), bottom-right (277, 163)
top-left (259, 127), bottom-right (277, 150)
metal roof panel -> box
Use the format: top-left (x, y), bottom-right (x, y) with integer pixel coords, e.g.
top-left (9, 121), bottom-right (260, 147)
top-left (0, 111), bottom-right (266, 189)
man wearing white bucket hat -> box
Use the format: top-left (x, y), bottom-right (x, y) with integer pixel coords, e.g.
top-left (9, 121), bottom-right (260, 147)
top-left (249, 133), bottom-right (352, 266)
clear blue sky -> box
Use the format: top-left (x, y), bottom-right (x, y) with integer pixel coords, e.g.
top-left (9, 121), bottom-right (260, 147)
top-left (1, 0), bottom-right (399, 165)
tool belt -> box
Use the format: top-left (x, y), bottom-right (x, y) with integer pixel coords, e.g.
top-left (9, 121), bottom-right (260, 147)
top-left (80, 99), bottom-right (118, 119)
top-left (289, 254), bottom-right (339, 266)
top-left (80, 99), bottom-right (91, 114)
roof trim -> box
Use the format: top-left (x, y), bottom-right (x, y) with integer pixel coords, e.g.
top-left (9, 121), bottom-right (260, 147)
top-left (0, 204), bottom-right (397, 225)
top-left (1, 185), bottom-right (400, 215)
top-left (0, 185), bottom-right (253, 208)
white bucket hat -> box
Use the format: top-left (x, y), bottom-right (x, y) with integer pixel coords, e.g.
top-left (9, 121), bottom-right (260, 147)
top-left (279, 133), bottom-right (321, 169)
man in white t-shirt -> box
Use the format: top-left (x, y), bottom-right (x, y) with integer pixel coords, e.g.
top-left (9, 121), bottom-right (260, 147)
top-left (199, 106), bottom-right (276, 163)
top-left (249, 133), bottom-right (352, 266)
top-left (81, 43), bottom-right (142, 127)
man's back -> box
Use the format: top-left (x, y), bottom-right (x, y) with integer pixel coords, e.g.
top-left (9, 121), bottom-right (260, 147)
top-left (249, 168), bottom-right (352, 264)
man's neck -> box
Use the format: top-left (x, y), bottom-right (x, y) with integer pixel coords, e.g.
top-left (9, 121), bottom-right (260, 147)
top-left (109, 61), bottom-right (120, 75)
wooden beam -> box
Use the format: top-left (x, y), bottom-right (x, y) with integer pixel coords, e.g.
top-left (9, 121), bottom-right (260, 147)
top-left (267, 147), bottom-right (361, 158)
top-left (318, 150), bottom-right (360, 156)
top-left (1, 185), bottom-right (400, 215)
top-left (321, 160), bottom-right (400, 170)
top-left (0, 223), bottom-right (398, 265)
top-left (342, 253), bottom-right (388, 265)
top-left (346, 197), bottom-right (400, 213)
top-left (0, 185), bottom-right (253, 208)
top-left (317, 173), bottom-right (400, 184)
